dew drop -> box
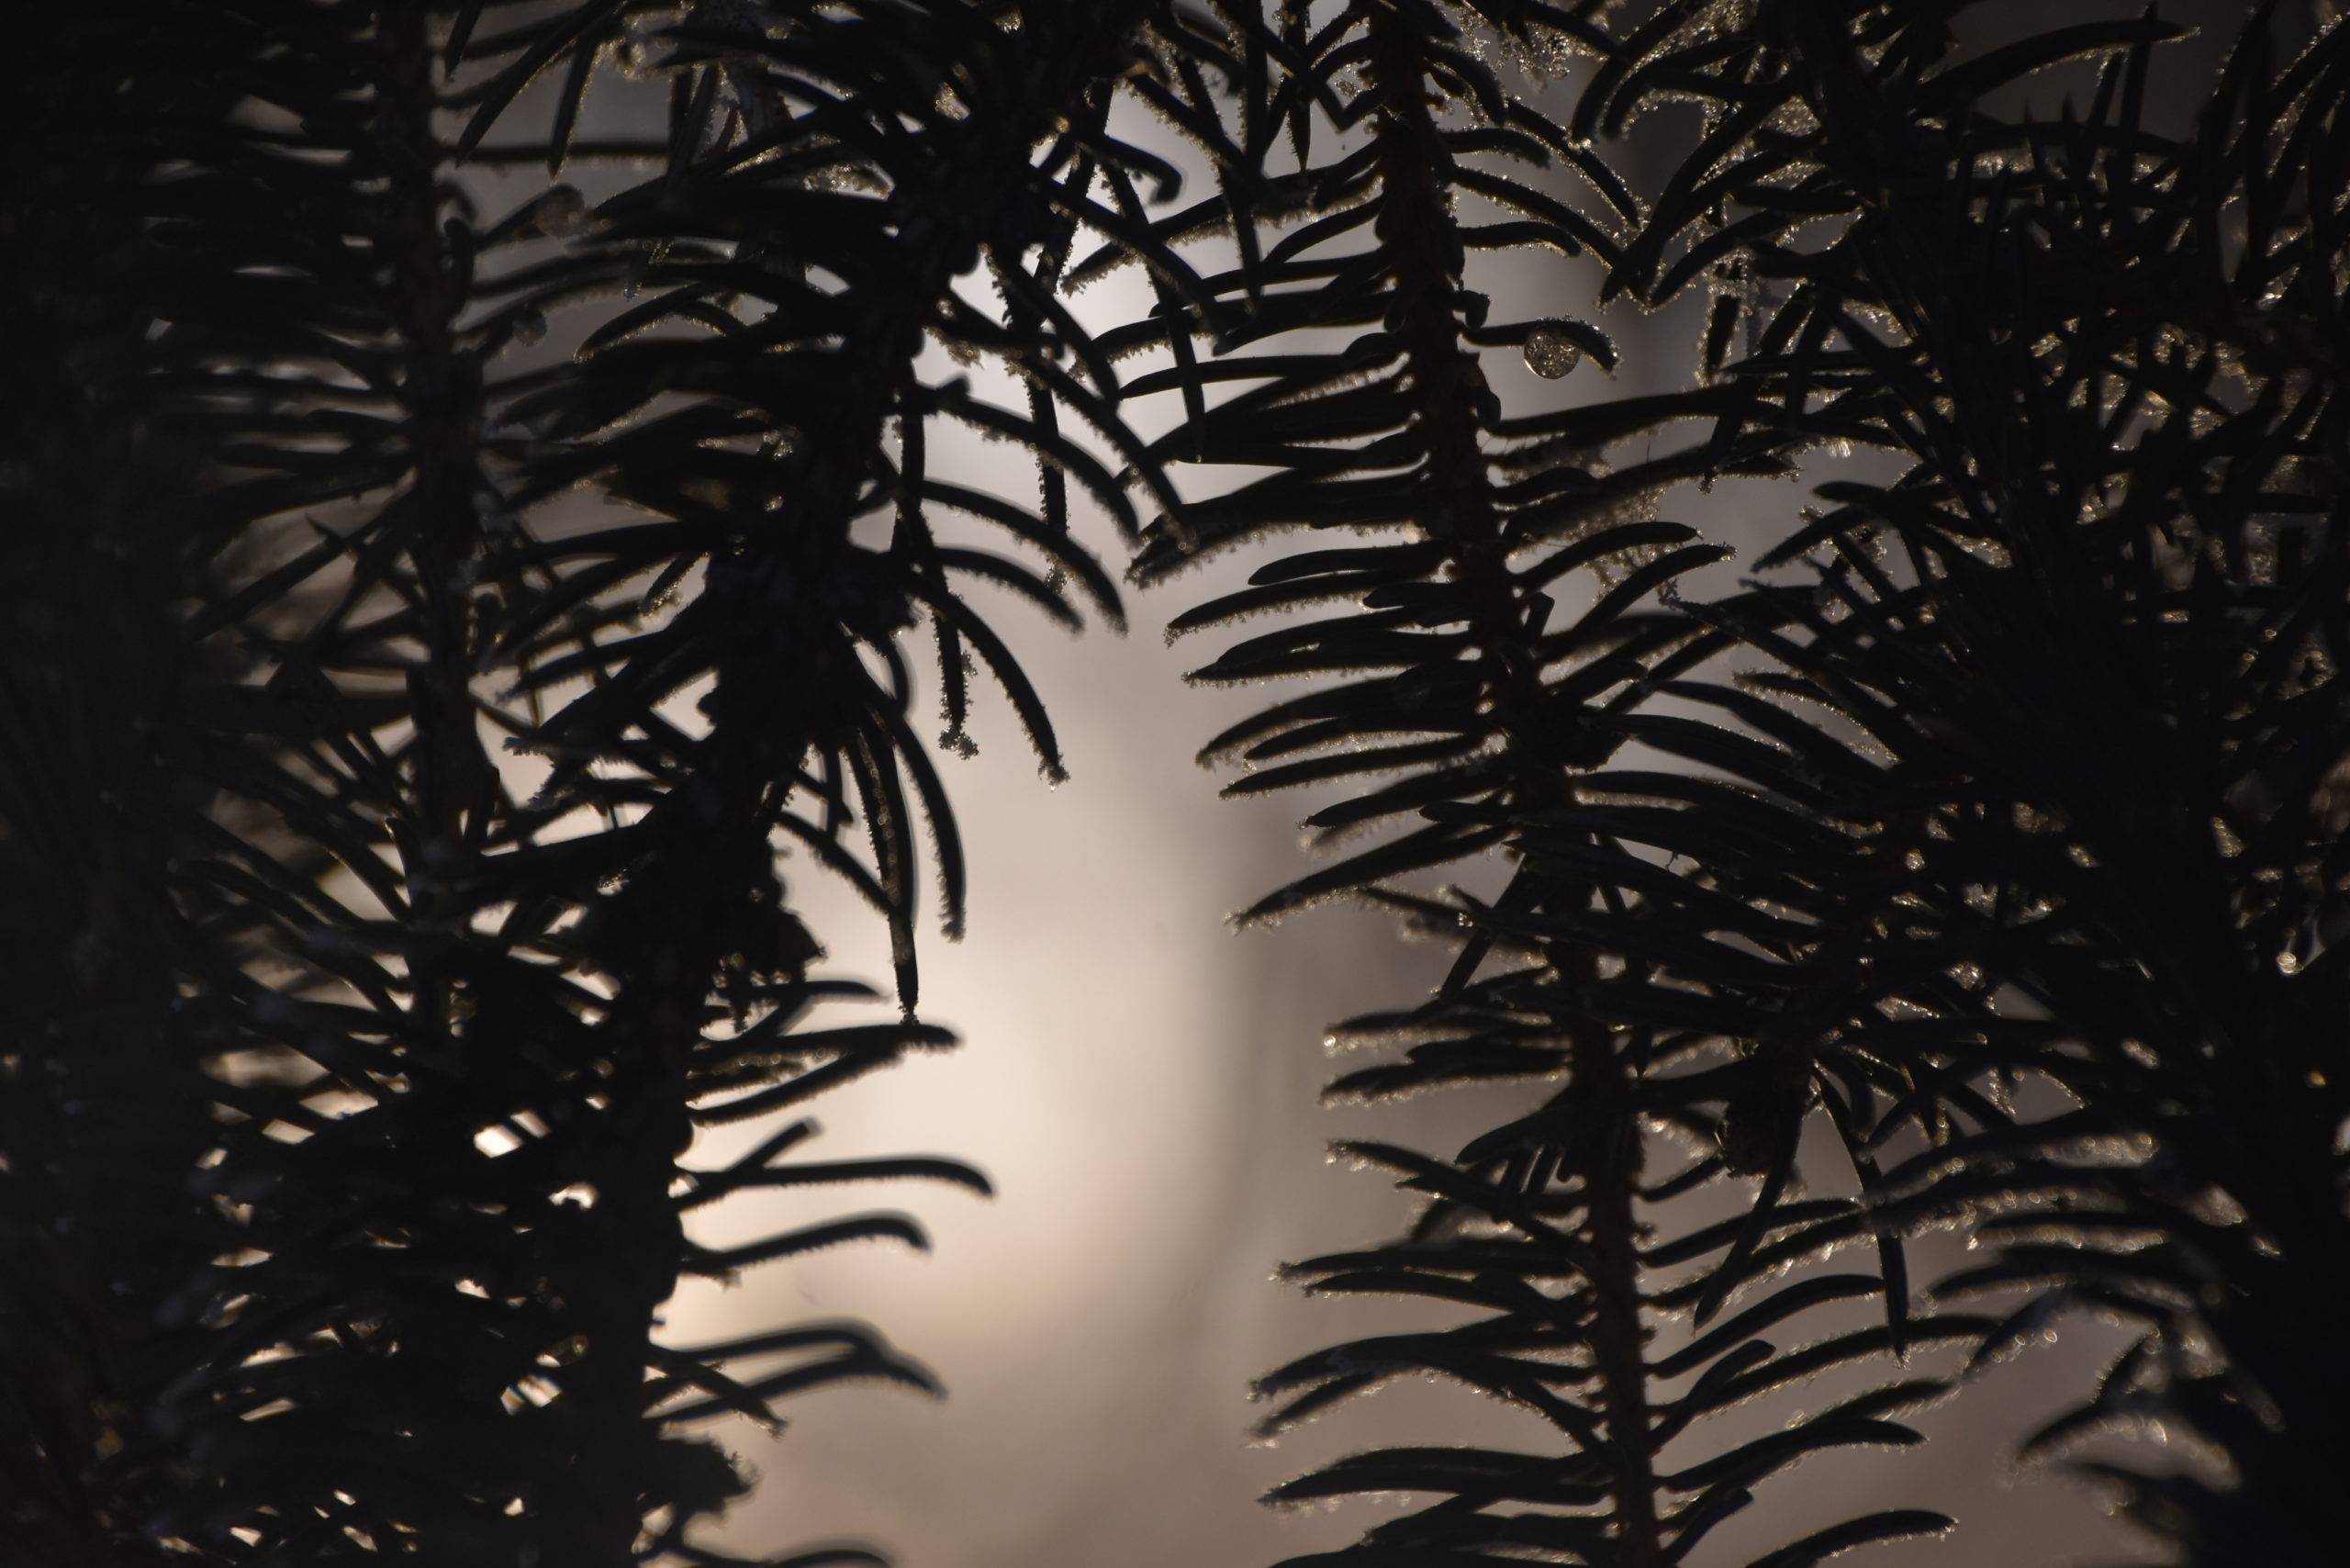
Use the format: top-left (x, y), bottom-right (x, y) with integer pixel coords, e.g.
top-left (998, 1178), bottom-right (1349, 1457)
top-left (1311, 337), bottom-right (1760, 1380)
top-left (1523, 323), bottom-right (1583, 380)
top-left (509, 308), bottom-right (547, 348)
top-left (536, 185), bottom-right (590, 239)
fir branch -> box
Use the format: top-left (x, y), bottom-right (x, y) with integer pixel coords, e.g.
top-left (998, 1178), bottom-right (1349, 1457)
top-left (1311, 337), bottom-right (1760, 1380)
top-left (1109, 4), bottom-right (1938, 1564)
top-left (1573, 3), bottom-right (2350, 1561)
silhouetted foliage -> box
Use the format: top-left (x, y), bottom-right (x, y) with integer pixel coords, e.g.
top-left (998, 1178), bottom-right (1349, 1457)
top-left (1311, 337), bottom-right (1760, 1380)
top-left (1568, 6), bottom-right (2350, 1562)
top-left (5, 3), bottom-right (2344, 1566)
top-left (1119, 4), bottom-right (1945, 1564)
top-left (1122, 3), bottom-right (2347, 1566)
top-left (6, 4), bottom-right (1162, 1562)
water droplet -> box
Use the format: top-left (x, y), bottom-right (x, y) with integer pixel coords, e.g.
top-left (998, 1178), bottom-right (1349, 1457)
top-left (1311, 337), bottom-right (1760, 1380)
top-left (509, 308), bottom-right (546, 348)
top-left (1523, 323), bottom-right (1582, 380)
top-left (2277, 949), bottom-right (2303, 975)
top-left (536, 185), bottom-right (590, 238)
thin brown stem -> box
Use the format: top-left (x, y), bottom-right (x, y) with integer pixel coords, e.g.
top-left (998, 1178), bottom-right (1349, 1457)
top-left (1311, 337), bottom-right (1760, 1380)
top-left (1361, 7), bottom-right (1660, 1562)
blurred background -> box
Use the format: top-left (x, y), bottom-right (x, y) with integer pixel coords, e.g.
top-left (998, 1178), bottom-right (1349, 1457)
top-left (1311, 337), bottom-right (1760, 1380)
top-left (463, 12), bottom-right (2288, 1562)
